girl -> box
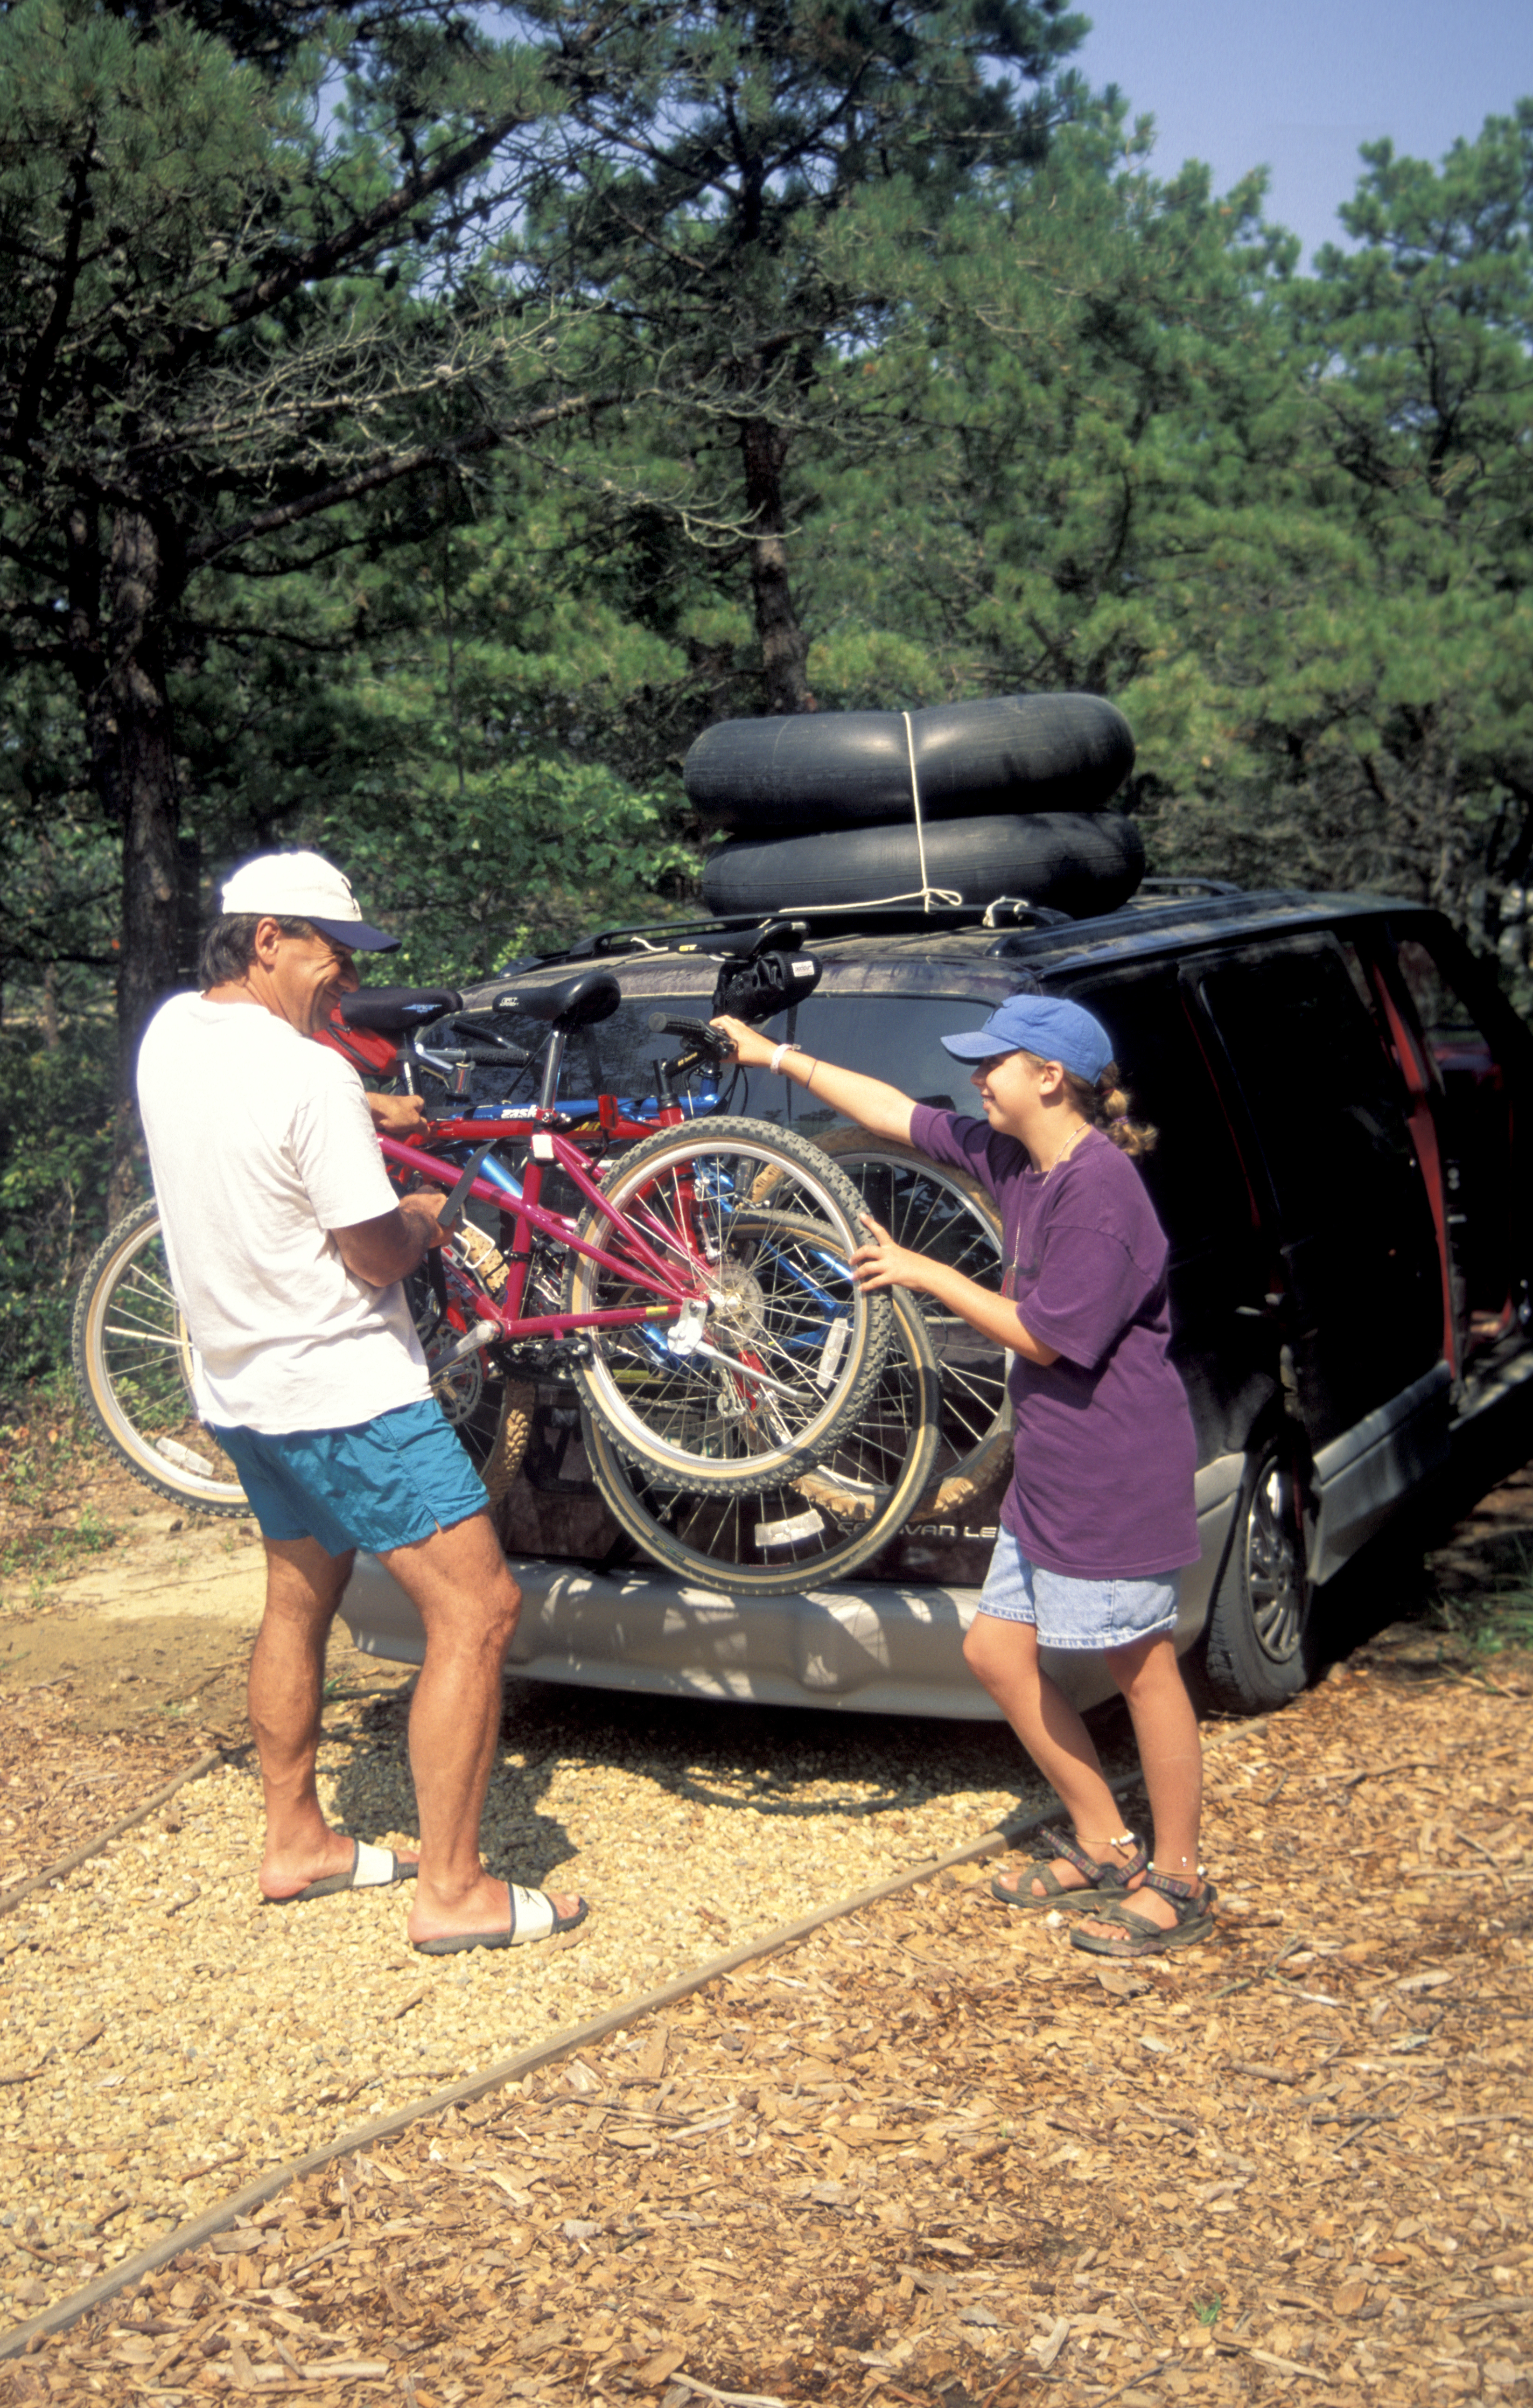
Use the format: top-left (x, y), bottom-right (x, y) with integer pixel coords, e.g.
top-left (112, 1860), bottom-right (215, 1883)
top-left (712, 991), bottom-right (1212, 1957)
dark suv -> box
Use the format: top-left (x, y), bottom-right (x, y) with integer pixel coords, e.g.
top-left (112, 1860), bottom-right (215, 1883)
top-left (342, 883), bottom-right (1533, 1720)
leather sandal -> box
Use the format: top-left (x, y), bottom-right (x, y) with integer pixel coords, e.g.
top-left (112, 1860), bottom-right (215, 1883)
top-left (991, 1827), bottom-right (1147, 1915)
top-left (1068, 1867), bottom-right (1217, 1956)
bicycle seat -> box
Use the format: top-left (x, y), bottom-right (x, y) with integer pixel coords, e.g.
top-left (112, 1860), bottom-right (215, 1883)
top-left (339, 986), bottom-right (463, 1035)
top-left (492, 970), bottom-right (622, 1029)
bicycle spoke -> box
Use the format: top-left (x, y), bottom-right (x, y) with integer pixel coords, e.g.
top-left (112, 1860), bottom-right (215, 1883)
top-left (564, 1124), bottom-right (893, 1493)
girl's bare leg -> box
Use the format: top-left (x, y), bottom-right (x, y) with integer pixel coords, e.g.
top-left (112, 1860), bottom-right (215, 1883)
top-left (1075, 1633), bottom-right (1204, 1937)
top-left (962, 1614), bottom-right (1139, 1897)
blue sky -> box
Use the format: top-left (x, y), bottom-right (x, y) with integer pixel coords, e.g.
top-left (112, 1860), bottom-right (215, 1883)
top-left (1071, 1), bottom-right (1533, 261)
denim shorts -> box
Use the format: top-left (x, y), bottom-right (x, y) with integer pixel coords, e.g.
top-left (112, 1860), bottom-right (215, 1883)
top-left (976, 1525), bottom-right (1180, 1652)
top-left (213, 1399), bottom-right (487, 1556)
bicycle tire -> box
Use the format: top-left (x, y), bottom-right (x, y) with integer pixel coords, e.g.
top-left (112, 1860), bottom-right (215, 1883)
top-left (71, 1198), bottom-right (248, 1515)
top-left (560, 1120), bottom-right (893, 1491)
top-left (807, 1134), bottom-right (1014, 1522)
top-left (584, 1277), bottom-right (941, 1594)
top-left (74, 1203), bottom-right (522, 1518)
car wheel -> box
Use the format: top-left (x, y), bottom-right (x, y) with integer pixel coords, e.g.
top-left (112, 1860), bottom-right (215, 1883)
top-left (1200, 1439), bottom-right (1315, 1713)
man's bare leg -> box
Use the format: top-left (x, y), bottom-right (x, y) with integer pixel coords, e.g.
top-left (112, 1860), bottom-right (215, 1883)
top-left (252, 1536), bottom-right (393, 1900)
top-left (379, 1510), bottom-right (584, 1945)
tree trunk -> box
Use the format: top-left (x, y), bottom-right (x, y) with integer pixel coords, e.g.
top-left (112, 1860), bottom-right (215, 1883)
top-left (84, 507), bottom-right (184, 1219)
top-left (739, 415), bottom-right (815, 716)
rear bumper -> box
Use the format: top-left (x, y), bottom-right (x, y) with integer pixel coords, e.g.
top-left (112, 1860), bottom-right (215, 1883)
top-left (337, 1455), bottom-right (1245, 1719)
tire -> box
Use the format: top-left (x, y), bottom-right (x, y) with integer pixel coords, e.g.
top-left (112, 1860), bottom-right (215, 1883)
top-left (404, 1220), bottom-right (529, 1497)
top-left (684, 693), bottom-right (1135, 834)
top-left (584, 1277), bottom-right (942, 1593)
top-left (787, 1134), bottom-right (1013, 1523)
top-left (560, 1122), bottom-right (893, 1492)
top-left (74, 1202), bottom-right (521, 1519)
top-left (1199, 1438), bottom-right (1316, 1713)
top-left (700, 809), bottom-right (1145, 918)
top-left (71, 1200), bottom-right (247, 1515)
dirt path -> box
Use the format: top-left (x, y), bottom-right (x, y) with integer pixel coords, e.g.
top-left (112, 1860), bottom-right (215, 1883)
top-left (0, 1491), bottom-right (414, 1892)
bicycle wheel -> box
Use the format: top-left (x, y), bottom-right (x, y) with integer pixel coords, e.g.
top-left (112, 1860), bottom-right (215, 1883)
top-left (584, 1277), bottom-right (942, 1594)
top-left (71, 1199), bottom-right (247, 1514)
top-left (812, 1134), bottom-right (1013, 1523)
top-left (561, 1120), bottom-right (893, 1492)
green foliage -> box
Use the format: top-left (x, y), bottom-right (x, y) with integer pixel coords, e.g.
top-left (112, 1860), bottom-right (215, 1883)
top-left (779, 101), bottom-right (1533, 947)
top-left (327, 754), bottom-right (697, 981)
top-left (1433, 1532), bottom-right (1533, 1667)
top-left (0, 1020), bottom-right (122, 1384)
top-left (5, 0), bottom-right (1533, 1389)
top-left (0, 1372), bottom-right (125, 1593)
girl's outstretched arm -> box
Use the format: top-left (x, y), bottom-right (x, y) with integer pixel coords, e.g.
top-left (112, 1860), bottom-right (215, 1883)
top-left (711, 1015), bottom-right (916, 1144)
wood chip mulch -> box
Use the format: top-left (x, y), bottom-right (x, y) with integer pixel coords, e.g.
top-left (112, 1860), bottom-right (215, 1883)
top-left (3, 1637), bottom-right (1530, 2407)
top-left (0, 1686), bottom-right (217, 1903)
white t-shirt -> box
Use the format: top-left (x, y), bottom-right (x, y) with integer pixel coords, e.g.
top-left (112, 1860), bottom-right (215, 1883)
top-left (136, 993), bottom-right (431, 1434)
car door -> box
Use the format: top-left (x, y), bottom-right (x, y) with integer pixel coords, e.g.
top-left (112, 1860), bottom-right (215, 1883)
top-left (1182, 937), bottom-right (1442, 1433)
top-left (1378, 916), bottom-right (1531, 1377)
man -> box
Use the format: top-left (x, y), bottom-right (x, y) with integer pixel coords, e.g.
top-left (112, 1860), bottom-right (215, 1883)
top-left (136, 850), bottom-right (586, 1953)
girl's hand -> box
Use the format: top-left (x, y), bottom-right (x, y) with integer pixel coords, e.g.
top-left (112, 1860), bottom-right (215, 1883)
top-left (710, 1014), bottom-right (779, 1068)
top-left (850, 1213), bottom-right (934, 1295)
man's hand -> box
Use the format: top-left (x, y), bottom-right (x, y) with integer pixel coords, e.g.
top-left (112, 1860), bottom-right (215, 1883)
top-left (366, 1091), bottom-right (431, 1139)
top-left (335, 1189), bottom-right (450, 1286)
top-left (399, 1190), bottom-right (452, 1251)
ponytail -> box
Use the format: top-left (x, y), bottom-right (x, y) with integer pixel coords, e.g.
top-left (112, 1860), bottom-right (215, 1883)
top-left (1061, 1061), bottom-right (1158, 1159)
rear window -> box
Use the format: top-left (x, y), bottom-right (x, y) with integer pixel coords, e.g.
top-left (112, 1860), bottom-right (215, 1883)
top-left (1058, 963), bottom-right (1254, 1255)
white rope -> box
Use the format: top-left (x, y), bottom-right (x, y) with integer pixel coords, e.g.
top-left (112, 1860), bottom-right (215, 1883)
top-left (727, 710), bottom-right (963, 920)
top-left (902, 708), bottom-right (939, 913)
top-left (770, 886), bottom-right (963, 914)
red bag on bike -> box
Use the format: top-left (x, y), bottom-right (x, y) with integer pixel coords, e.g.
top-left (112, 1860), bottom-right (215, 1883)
top-left (314, 1006), bottom-right (399, 1079)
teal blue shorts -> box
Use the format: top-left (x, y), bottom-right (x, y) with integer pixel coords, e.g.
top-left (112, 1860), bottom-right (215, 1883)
top-left (213, 1399), bottom-right (486, 1556)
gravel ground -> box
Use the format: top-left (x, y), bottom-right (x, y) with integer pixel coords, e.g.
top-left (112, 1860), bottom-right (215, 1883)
top-left (5, 1633), bottom-right (1531, 2405)
top-left (0, 1678), bottom-right (1137, 2322)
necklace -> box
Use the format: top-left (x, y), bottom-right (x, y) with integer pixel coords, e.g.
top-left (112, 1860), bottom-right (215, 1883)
top-left (1039, 1120), bottom-right (1092, 1179)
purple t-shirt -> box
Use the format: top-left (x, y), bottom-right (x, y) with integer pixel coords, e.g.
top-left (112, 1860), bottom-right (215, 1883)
top-left (910, 1106), bottom-right (1199, 1580)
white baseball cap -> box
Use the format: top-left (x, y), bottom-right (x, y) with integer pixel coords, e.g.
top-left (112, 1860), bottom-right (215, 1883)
top-left (218, 851), bottom-right (399, 952)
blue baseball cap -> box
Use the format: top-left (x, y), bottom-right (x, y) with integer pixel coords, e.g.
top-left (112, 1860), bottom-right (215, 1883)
top-left (940, 994), bottom-right (1114, 1082)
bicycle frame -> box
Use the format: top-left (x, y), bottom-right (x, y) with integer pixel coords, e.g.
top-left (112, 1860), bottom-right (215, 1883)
top-left (378, 1126), bottom-right (700, 1342)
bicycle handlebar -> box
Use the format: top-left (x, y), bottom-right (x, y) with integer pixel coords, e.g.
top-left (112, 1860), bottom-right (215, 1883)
top-left (649, 1013), bottom-right (729, 1055)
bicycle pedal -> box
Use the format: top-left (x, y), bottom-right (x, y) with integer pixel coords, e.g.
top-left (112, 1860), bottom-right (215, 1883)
top-left (427, 1318), bottom-right (498, 1373)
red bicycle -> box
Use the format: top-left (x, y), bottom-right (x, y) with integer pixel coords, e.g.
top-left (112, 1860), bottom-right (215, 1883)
top-left (71, 968), bottom-right (893, 1523)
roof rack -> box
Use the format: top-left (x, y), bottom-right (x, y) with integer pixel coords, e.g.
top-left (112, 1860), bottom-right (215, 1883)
top-left (513, 897), bottom-right (1077, 969)
top-left (1135, 875), bottom-right (1244, 898)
